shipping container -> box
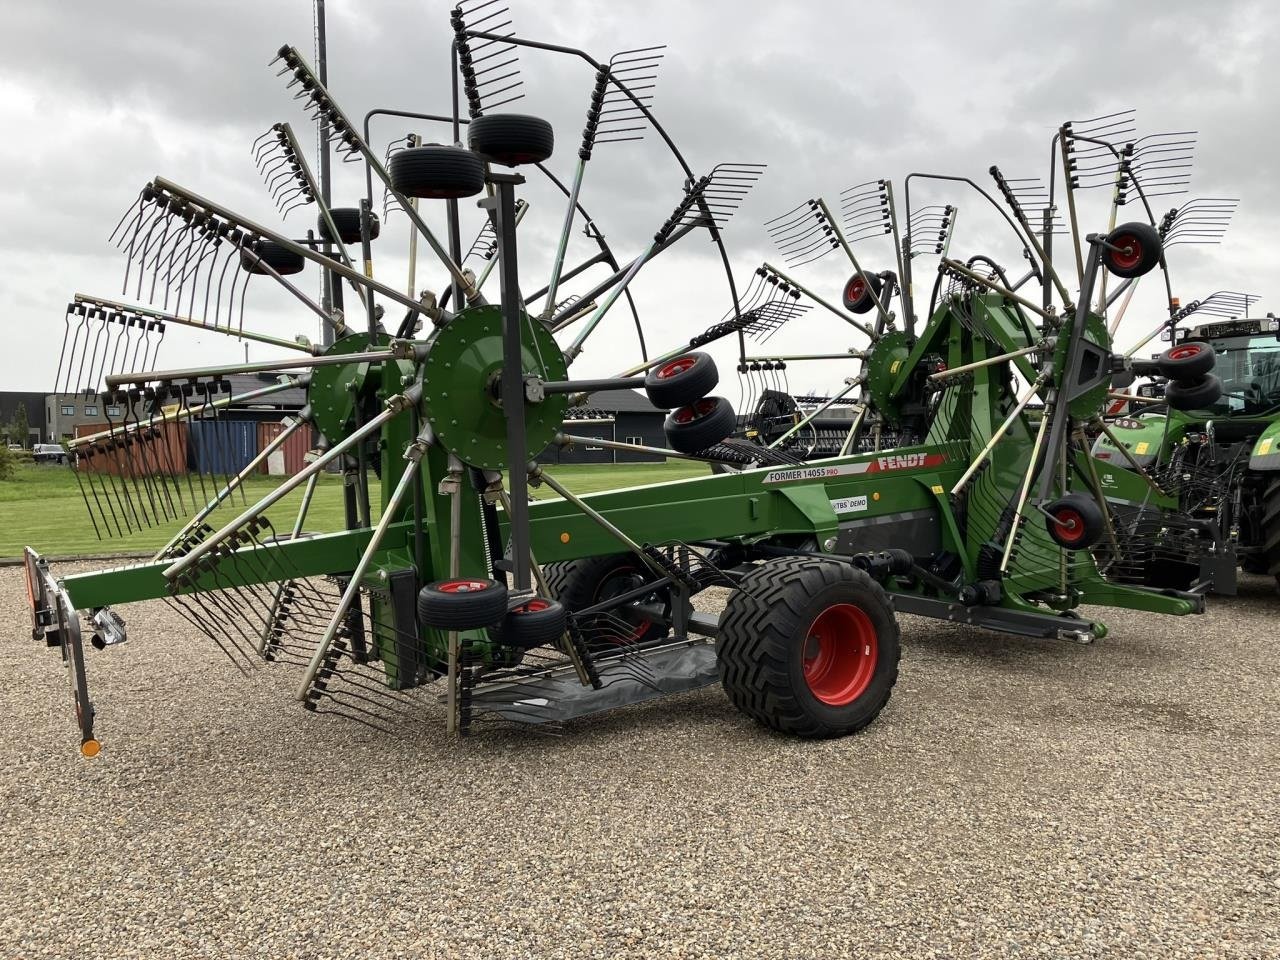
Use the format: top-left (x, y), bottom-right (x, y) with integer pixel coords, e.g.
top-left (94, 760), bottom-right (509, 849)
top-left (257, 419), bottom-right (312, 476)
top-left (187, 418), bottom-right (257, 477)
top-left (74, 420), bottom-right (188, 476)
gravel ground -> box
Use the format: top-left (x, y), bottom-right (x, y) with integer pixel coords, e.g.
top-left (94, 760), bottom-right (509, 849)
top-left (2, 563), bottom-right (1278, 960)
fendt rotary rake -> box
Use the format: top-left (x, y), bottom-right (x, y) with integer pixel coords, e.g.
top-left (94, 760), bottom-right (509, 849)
top-left (25, 7), bottom-right (1210, 756)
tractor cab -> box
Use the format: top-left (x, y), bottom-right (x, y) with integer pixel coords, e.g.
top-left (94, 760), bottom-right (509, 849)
top-left (1170, 316), bottom-right (1280, 416)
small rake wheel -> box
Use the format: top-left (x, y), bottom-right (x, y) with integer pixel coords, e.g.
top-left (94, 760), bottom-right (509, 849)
top-left (388, 144), bottom-right (486, 199)
top-left (1043, 494), bottom-right (1104, 550)
top-left (1102, 221), bottom-right (1161, 278)
top-left (717, 557), bottom-right (900, 738)
top-left (842, 271), bottom-right (883, 314)
top-left (466, 113), bottom-right (555, 167)
top-left (239, 239), bottom-right (306, 275)
top-left (319, 207), bottom-right (380, 244)
top-left (417, 578), bottom-right (510, 630)
top-left (1165, 373), bottom-right (1223, 411)
top-left (496, 598), bottom-right (567, 650)
top-left (664, 396), bottom-right (736, 453)
top-left (1157, 341), bottom-right (1215, 380)
top-left (643, 352), bottom-right (718, 409)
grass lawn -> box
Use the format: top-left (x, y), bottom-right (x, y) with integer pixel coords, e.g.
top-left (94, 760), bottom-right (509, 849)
top-left (0, 460), bottom-right (706, 558)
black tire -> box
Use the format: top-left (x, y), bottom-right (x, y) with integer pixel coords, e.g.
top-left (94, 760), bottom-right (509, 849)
top-left (1102, 221), bottom-right (1162, 279)
top-left (556, 554), bottom-right (671, 647)
top-left (664, 396), bottom-right (736, 454)
top-left (1261, 476), bottom-right (1280, 589)
top-left (1044, 493), bottom-right (1105, 550)
top-left (496, 598), bottom-right (567, 650)
top-left (417, 577), bottom-right (508, 630)
top-left (1166, 374), bottom-right (1222, 411)
top-left (643, 353), bottom-right (719, 409)
top-left (717, 557), bottom-right (900, 738)
top-left (1156, 341), bottom-right (1215, 380)
top-left (319, 207), bottom-right (380, 245)
top-left (239, 239), bottom-right (305, 276)
top-left (843, 271), bottom-right (884, 314)
top-left (467, 113), bottom-right (555, 167)
top-left (540, 560), bottom-right (579, 602)
top-left (389, 145), bottom-right (486, 200)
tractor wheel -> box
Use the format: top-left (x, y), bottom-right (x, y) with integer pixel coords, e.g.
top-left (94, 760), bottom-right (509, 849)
top-left (1166, 374), bottom-right (1222, 411)
top-left (417, 577), bottom-right (509, 630)
top-left (319, 207), bottom-right (380, 245)
top-left (1102, 222), bottom-right (1161, 279)
top-left (1044, 493), bottom-right (1105, 550)
top-left (388, 145), bottom-right (486, 199)
top-left (664, 396), bottom-right (736, 453)
top-left (467, 113), bottom-right (555, 167)
top-left (843, 272), bottom-right (883, 314)
top-left (496, 598), bottom-right (567, 650)
top-left (1262, 476), bottom-right (1280, 589)
top-left (643, 352), bottom-right (718, 409)
top-left (239, 239), bottom-right (305, 275)
top-left (1157, 341), bottom-right (1215, 380)
top-left (717, 557), bottom-right (899, 738)
top-left (555, 554), bottom-right (671, 647)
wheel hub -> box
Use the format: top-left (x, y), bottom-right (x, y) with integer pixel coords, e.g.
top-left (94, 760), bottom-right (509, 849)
top-left (802, 603), bottom-right (878, 706)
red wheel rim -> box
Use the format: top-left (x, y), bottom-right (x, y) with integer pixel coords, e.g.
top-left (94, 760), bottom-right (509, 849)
top-left (1168, 344), bottom-right (1202, 361)
top-left (438, 579), bottom-right (491, 594)
top-left (801, 604), bottom-right (879, 706)
top-left (844, 276), bottom-right (866, 303)
top-left (673, 397), bottom-right (717, 424)
top-left (657, 357), bottom-right (696, 380)
top-left (1110, 234), bottom-right (1142, 271)
top-left (514, 599), bottom-right (550, 614)
top-left (1052, 507), bottom-right (1086, 544)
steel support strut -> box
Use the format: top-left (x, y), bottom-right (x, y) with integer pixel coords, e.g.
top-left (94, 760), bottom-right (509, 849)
top-left (486, 173), bottom-right (532, 592)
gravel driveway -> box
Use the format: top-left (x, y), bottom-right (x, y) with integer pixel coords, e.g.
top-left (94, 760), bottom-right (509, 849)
top-left (2, 563), bottom-right (1277, 959)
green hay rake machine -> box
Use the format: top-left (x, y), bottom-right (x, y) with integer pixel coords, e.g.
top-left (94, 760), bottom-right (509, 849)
top-left (26, 7), bottom-right (1211, 756)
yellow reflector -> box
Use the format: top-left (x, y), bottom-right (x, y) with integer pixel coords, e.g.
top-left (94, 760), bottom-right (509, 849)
top-left (559, 532), bottom-right (570, 544)
top-left (80, 739), bottom-right (101, 758)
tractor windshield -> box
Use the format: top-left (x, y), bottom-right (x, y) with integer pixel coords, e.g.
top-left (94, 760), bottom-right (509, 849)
top-left (1195, 334), bottom-right (1280, 414)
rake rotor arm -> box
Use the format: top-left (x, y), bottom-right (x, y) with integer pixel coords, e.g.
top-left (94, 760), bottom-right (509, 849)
top-left (149, 178), bottom-right (441, 319)
top-left (65, 375), bottom-right (306, 450)
top-left (73, 293), bottom-right (317, 355)
top-left (761, 262), bottom-right (877, 340)
top-left (105, 346), bottom-right (409, 388)
top-left (271, 46), bottom-right (473, 297)
top-left (161, 382), bottom-right (422, 585)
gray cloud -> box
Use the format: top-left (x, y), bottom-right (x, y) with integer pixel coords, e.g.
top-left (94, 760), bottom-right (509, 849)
top-left (2, 0), bottom-right (1276, 395)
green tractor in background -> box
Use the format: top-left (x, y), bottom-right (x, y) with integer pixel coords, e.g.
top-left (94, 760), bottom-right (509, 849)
top-left (1094, 313), bottom-right (1280, 593)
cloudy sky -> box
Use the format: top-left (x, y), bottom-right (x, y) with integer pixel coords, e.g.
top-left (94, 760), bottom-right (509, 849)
top-left (1, 0), bottom-right (1276, 401)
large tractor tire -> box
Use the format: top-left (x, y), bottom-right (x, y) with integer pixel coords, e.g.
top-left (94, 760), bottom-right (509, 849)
top-left (717, 557), bottom-right (899, 738)
top-left (1262, 476), bottom-right (1280, 589)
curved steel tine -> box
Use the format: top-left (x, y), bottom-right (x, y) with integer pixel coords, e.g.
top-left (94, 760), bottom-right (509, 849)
top-left (54, 303), bottom-right (77, 395)
top-left (109, 189), bottom-right (148, 246)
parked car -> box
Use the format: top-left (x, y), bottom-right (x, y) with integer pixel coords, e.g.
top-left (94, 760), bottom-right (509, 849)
top-left (32, 443), bottom-right (68, 465)
top-left (5, 443), bottom-right (22, 452)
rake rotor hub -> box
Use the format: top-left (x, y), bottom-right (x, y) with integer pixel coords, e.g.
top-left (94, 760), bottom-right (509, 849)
top-left (421, 304), bottom-right (567, 470)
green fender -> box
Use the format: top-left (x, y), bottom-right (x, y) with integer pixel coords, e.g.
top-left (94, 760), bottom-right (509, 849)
top-left (1250, 418), bottom-right (1280, 471)
top-left (1090, 412), bottom-right (1183, 469)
